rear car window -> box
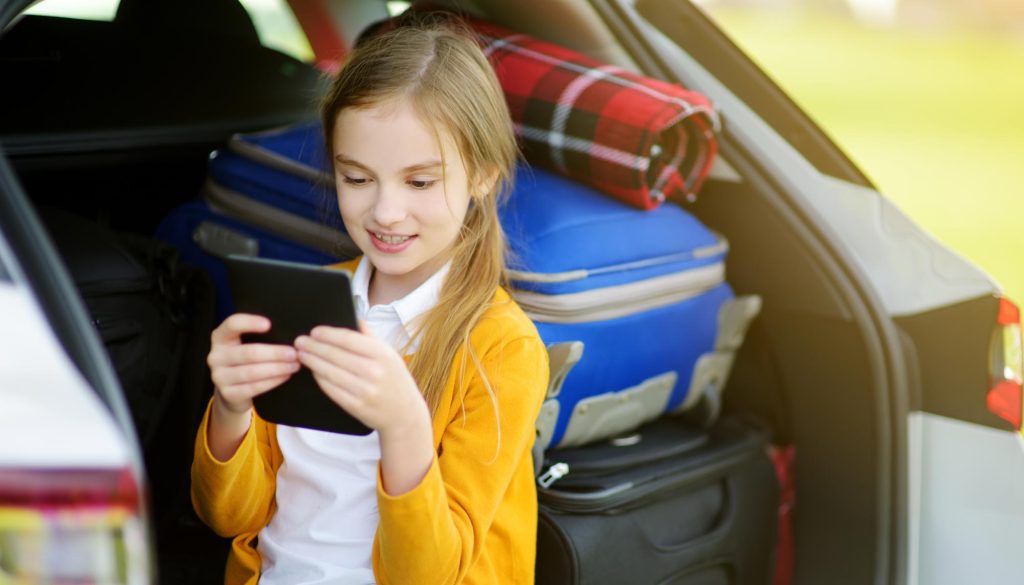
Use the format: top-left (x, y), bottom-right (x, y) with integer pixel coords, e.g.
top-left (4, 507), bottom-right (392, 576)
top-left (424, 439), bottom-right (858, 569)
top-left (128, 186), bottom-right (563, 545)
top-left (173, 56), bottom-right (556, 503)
top-left (239, 0), bottom-right (314, 62)
top-left (24, 0), bottom-right (314, 63)
top-left (25, 0), bottom-right (119, 21)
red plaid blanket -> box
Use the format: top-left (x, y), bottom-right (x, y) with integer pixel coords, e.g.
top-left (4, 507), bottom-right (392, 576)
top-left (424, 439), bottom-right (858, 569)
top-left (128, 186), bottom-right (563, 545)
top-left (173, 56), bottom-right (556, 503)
top-left (471, 20), bottom-right (720, 209)
top-left (361, 12), bottom-right (720, 209)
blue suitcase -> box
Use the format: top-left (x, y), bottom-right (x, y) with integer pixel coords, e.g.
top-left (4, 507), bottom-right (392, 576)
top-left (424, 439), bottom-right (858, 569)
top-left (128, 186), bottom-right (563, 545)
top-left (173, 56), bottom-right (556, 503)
top-left (502, 169), bottom-right (760, 450)
top-left (154, 122), bottom-right (358, 318)
top-left (155, 123), bottom-right (759, 449)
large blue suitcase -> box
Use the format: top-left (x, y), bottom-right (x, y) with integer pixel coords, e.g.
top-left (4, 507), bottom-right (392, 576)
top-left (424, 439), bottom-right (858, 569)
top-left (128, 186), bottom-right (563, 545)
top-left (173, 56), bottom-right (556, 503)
top-left (501, 169), bottom-right (758, 450)
top-left (155, 123), bottom-right (759, 448)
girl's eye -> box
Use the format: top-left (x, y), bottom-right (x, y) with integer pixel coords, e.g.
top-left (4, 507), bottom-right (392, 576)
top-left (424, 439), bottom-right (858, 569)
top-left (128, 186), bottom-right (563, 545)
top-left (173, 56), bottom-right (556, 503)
top-left (408, 179), bottom-right (438, 190)
top-left (342, 175), bottom-right (370, 186)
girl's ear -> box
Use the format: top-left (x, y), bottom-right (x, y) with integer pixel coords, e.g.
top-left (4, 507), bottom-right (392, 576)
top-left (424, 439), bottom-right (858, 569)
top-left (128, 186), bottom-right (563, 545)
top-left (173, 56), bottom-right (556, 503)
top-left (473, 165), bottom-right (502, 201)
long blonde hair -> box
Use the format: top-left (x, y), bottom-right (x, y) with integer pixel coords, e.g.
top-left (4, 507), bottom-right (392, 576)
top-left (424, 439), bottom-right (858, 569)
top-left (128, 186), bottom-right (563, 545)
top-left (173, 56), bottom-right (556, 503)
top-left (321, 21), bottom-right (518, 415)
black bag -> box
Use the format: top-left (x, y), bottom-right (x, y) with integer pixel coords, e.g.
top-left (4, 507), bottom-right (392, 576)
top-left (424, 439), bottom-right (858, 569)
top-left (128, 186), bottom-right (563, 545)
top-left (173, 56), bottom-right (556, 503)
top-left (535, 416), bottom-right (779, 585)
top-left (39, 209), bottom-right (216, 510)
top-left (41, 208), bottom-right (231, 582)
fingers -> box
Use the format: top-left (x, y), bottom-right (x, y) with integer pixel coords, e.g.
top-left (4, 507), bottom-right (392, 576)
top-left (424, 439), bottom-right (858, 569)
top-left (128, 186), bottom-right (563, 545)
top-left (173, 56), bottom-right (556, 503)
top-left (210, 359), bottom-right (297, 414)
top-left (301, 348), bottom-right (368, 390)
top-left (311, 371), bottom-right (361, 414)
top-left (211, 361), bottom-right (301, 389)
top-left (295, 327), bottom-right (400, 398)
top-left (306, 325), bottom-right (382, 359)
top-left (208, 313), bottom-right (300, 415)
top-left (235, 374), bottom-right (294, 399)
top-left (213, 374), bottom-right (292, 416)
top-left (208, 342), bottom-right (298, 368)
top-left (303, 350), bottom-right (368, 416)
top-left (211, 313), bottom-right (270, 345)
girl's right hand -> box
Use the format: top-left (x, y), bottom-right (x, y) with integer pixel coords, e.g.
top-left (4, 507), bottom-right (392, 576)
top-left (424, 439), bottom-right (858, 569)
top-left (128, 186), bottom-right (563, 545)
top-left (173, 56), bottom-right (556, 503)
top-left (207, 313), bottom-right (300, 416)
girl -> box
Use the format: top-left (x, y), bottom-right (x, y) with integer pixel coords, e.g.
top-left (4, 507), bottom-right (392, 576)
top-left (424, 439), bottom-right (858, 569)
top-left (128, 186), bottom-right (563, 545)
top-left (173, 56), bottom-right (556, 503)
top-left (191, 22), bottom-right (549, 585)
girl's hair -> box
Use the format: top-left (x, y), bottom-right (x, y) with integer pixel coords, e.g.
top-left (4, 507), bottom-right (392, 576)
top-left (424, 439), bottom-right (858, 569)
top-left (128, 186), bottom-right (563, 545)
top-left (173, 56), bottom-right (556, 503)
top-left (321, 19), bottom-right (518, 416)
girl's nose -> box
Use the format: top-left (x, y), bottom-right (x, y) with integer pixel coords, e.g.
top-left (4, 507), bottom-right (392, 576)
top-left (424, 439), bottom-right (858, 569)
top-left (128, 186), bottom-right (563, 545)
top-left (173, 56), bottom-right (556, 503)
top-left (372, 185), bottom-right (407, 227)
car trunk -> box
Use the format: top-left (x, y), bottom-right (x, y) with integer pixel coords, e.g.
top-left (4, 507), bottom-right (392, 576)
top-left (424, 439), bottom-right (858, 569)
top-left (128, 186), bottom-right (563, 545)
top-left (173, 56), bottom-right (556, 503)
top-left (0, 1), bottom-right (903, 584)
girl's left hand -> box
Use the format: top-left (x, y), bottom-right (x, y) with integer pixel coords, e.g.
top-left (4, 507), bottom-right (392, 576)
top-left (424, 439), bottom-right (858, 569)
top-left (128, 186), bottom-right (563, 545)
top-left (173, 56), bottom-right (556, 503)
top-left (294, 322), bottom-right (430, 435)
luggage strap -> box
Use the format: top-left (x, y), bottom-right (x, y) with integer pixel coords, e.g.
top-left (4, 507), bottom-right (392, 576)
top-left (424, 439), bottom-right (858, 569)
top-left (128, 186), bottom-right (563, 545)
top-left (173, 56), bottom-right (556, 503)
top-left (533, 341), bottom-right (583, 476)
top-left (673, 295), bottom-right (763, 427)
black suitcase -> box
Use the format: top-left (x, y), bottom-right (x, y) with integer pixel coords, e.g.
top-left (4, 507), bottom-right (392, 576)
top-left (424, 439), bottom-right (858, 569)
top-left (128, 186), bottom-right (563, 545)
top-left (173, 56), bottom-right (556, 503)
top-left (535, 416), bottom-right (778, 585)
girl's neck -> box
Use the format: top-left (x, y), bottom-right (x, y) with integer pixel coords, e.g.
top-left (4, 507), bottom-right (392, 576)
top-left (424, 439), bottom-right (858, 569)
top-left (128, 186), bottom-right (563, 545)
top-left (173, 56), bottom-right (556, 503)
top-left (368, 274), bottom-right (414, 307)
top-left (367, 257), bottom-right (447, 307)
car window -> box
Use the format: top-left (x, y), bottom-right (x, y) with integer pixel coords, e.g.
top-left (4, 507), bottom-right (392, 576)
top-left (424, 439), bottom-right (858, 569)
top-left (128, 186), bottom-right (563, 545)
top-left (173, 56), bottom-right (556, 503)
top-left (387, 1), bottom-right (412, 16)
top-left (632, 0), bottom-right (872, 187)
top-left (239, 0), bottom-right (314, 62)
top-left (24, 0), bottom-right (315, 63)
top-left (24, 0), bottom-right (118, 21)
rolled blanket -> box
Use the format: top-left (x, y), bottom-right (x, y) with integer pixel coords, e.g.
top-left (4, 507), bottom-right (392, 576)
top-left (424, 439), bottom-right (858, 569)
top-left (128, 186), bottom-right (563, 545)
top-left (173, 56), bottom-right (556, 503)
top-left (471, 19), bottom-right (720, 209)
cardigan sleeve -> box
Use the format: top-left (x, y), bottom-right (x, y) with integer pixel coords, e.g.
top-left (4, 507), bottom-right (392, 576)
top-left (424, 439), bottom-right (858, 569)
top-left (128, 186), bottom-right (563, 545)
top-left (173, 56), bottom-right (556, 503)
top-left (190, 399), bottom-right (280, 538)
top-left (372, 334), bottom-right (548, 584)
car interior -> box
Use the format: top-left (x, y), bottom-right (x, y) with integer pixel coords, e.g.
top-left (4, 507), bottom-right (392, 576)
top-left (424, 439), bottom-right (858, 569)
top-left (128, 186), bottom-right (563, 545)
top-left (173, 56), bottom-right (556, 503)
top-left (0, 0), bottom-right (893, 583)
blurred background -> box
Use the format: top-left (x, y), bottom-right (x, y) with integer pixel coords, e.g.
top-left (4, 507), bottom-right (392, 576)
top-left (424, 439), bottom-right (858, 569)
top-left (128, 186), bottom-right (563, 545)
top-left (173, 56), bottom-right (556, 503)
top-left (695, 0), bottom-right (1024, 304)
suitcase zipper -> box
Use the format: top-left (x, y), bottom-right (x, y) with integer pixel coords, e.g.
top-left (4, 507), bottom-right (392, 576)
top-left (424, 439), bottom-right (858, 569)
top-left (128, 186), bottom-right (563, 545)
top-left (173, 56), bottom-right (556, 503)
top-left (538, 462), bottom-right (570, 488)
top-left (513, 262), bottom-right (725, 323)
top-left (508, 236), bottom-right (728, 285)
top-left (538, 440), bottom-right (756, 513)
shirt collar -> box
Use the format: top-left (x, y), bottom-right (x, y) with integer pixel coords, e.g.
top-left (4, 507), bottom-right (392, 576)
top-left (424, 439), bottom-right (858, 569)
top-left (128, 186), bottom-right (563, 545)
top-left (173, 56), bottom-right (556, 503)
top-left (351, 257), bottom-right (450, 334)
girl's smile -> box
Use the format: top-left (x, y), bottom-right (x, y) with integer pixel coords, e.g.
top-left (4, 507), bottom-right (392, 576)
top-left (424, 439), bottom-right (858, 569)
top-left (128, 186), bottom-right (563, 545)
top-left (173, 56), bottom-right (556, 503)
top-left (368, 230), bottom-right (416, 253)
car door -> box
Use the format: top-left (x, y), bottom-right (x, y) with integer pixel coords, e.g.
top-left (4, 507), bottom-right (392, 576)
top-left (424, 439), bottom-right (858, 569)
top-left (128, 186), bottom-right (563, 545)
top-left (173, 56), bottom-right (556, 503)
top-left (604, 1), bottom-right (1024, 584)
top-left (0, 148), bottom-right (153, 581)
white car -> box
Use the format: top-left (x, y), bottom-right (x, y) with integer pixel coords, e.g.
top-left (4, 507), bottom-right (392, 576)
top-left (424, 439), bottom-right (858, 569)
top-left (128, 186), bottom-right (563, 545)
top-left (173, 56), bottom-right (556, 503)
top-left (1, 0), bottom-right (1021, 583)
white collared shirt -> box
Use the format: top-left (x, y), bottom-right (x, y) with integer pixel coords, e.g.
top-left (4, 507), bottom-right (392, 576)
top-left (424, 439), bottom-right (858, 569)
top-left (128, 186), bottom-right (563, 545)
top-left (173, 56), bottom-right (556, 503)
top-left (257, 258), bottom-right (449, 585)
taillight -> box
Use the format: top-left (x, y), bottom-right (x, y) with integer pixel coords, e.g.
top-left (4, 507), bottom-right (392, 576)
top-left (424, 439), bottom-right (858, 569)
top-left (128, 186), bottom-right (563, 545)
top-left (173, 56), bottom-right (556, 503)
top-left (987, 296), bottom-right (1023, 429)
top-left (0, 467), bottom-right (148, 584)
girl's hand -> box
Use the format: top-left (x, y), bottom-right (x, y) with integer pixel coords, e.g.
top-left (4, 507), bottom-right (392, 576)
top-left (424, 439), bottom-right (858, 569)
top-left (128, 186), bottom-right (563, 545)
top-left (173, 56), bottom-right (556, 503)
top-left (207, 313), bottom-right (300, 415)
top-left (205, 314), bottom-right (299, 461)
top-left (294, 322), bottom-right (430, 435)
top-left (296, 322), bottom-right (434, 494)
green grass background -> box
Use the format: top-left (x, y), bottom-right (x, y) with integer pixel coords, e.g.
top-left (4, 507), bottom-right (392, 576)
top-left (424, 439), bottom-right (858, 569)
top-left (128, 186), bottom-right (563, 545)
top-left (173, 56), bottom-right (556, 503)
top-left (704, 7), bottom-right (1024, 306)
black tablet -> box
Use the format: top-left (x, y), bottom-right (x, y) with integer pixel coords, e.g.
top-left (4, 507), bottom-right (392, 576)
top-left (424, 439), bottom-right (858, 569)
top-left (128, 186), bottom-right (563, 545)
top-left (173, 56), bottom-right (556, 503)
top-left (224, 255), bottom-right (371, 435)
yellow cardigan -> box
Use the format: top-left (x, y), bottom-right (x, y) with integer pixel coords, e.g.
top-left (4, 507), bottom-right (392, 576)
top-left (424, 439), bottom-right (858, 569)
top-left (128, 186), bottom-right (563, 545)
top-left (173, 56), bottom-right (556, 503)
top-left (191, 258), bottom-right (549, 585)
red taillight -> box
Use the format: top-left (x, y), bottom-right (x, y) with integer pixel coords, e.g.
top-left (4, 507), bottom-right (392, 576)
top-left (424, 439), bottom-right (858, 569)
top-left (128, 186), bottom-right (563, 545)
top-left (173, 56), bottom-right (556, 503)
top-left (987, 380), bottom-right (1022, 429)
top-left (0, 467), bottom-right (148, 584)
top-left (997, 297), bottom-right (1021, 327)
top-left (988, 297), bottom-right (1023, 429)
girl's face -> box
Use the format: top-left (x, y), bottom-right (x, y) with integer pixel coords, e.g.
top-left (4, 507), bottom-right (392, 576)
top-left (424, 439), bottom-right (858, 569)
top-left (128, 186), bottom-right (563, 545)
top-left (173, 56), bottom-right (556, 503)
top-left (332, 98), bottom-right (472, 300)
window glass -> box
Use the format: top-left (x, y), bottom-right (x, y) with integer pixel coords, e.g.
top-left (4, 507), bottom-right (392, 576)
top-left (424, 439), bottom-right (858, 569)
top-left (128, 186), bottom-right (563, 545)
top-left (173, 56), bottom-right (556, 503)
top-left (695, 0), bottom-right (1024, 307)
top-left (24, 0), bottom-right (119, 21)
top-left (387, 2), bottom-right (412, 17)
top-left (239, 0), bottom-right (315, 62)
